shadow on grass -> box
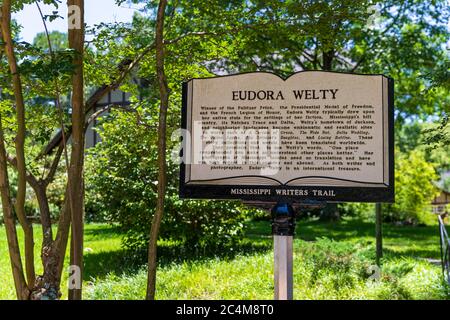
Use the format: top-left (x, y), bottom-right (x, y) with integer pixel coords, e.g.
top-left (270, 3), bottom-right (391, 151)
top-left (157, 240), bottom-right (272, 266)
top-left (82, 218), bottom-right (446, 281)
top-left (383, 247), bottom-right (442, 260)
top-left (247, 218), bottom-right (377, 242)
top-left (84, 249), bottom-right (139, 281)
top-left (83, 230), bottom-right (271, 281)
top-left (84, 224), bottom-right (123, 239)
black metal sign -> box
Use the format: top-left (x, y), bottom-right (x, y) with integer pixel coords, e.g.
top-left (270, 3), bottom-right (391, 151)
top-left (179, 71), bottom-right (394, 203)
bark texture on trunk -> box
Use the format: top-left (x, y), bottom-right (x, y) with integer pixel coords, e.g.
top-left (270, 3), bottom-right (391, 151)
top-left (5, 153), bottom-right (68, 299)
top-left (322, 49), bottom-right (334, 71)
top-left (146, 0), bottom-right (169, 301)
top-left (67, 0), bottom-right (85, 301)
top-left (28, 181), bottom-right (59, 300)
top-left (55, 189), bottom-right (72, 284)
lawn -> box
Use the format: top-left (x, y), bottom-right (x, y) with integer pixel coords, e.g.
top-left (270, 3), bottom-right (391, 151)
top-left (0, 218), bottom-right (449, 300)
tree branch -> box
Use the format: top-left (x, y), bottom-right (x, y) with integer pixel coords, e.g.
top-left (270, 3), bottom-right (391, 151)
top-left (350, 4), bottom-right (405, 73)
top-left (1, 0), bottom-right (35, 289)
top-left (44, 144), bottom-right (63, 187)
top-left (39, 43), bottom-right (156, 158)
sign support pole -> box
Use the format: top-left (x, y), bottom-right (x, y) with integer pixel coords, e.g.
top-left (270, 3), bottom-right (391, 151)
top-left (375, 203), bottom-right (383, 265)
top-left (272, 203), bottom-right (295, 300)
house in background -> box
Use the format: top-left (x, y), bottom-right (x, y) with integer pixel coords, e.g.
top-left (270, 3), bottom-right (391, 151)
top-left (85, 88), bottom-right (132, 149)
top-left (85, 77), bottom-right (149, 148)
top-left (432, 189), bottom-right (450, 215)
top-left (432, 171), bottom-right (450, 216)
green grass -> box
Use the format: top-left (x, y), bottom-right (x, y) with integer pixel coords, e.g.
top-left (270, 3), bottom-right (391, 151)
top-left (1, 218), bottom-right (449, 300)
top-left (0, 224), bottom-right (123, 300)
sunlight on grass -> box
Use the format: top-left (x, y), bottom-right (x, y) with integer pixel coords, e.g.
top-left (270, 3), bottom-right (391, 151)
top-left (1, 218), bottom-right (449, 300)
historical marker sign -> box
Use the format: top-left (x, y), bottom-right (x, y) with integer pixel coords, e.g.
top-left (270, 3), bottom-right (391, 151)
top-left (180, 71), bottom-right (394, 203)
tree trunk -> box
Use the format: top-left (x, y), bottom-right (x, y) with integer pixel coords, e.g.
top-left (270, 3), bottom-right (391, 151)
top-left (375, 203), bottom-right (383, 266)
top-left (322, 49), bottom-right (334, 71)
top-left (1, 0), bottom-right (36, 290)
top-left (54, 188), bottom-right (71, 283)
top-left (0, 114), bottom-right (29, 300)
top-left (5, 153), bottom-right (69, 299)
top-left (30, 180), bottom-right (53, 247)
top-left (28, 183), bottom-right (59, 300)
top-left (319, 48), bottom-right (339, 221)
top-left (146, 0), bottom-right (169, 300)
top-left (67, 0), bottom-right (85, 301)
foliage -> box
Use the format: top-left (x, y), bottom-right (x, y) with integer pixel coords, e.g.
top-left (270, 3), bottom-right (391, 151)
top-left (383, 150), bottom-right (439, 224)
top-left (423, 114), bottom-right (450, 152)
top-left (443, 177), bottom-right (450, 193)
top-left (338, 203), bottom-right (376, 221)
top-left (85, 110), bottom-right (250, 252)
top-left (395, 120), bottom-right (450, 173)
top-left (421, 60), bottom-right (450, 149)
top-left (0, 26), bottom-right (73, 222)
top-left (32, 31), bottom-right (68, 51)
top-left (185, 0), bottom-right (450, 124)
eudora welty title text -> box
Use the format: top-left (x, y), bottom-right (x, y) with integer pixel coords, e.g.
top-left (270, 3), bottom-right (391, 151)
top-left (231, 89), bottom-right (339, 101)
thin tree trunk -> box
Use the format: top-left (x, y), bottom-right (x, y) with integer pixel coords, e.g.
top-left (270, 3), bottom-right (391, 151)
top-left (28, 183), bottom-right (59, 300)
top-left (1, 0), bottom-right (36, 289)
top-left (27, 179), bottom-right (53, 247)
top-left (322, 49), bottom-right (334, 71)
top-left (67, 0), bottom-right (85, 301)
top-left (5, 153), bottom-right (68, 299)
top-left (146, 0), bottom-right (169, 300)
top-left (0, 13), bottom-right (27, 302)
top-left (54, 189), bottom-right (71, 283)
top-left (0, 114), bottom-right (29, 300)
top-left (319, 48), bottom-right (340, 222)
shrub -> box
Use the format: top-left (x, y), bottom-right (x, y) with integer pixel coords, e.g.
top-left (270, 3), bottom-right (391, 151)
top-left (85, 111), bottom-right (250, 253)
top-left (338, 203), bottom-right (375, 221)
top-left (383, 149), bottom-right (439, 224)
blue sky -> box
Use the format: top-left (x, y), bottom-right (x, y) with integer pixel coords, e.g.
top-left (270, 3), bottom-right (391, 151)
top-left (13, 0), bottom-right (144, 43)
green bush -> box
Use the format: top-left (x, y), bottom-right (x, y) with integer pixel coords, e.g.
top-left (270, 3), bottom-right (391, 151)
top-left (383, 149), bottom-right (439, 224)
top-left (303, 238), bottom-right (357, 288)
top-left (85, 110), bottom-right (250, 253)
top-left (337, 150), bottom-right (439, 224)
top-left (338, 203), bottom-right (375, 221)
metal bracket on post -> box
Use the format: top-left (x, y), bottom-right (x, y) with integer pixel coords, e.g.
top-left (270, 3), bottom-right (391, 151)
top-left (272, 202), bottom-right (295, 300)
